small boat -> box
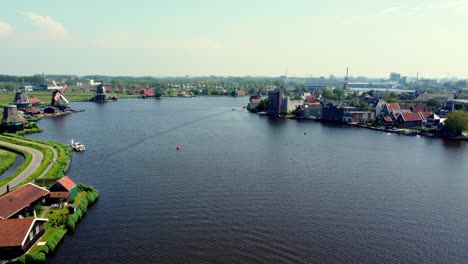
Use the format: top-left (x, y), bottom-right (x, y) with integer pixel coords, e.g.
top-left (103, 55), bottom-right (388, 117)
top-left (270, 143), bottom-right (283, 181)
top-left (70, 139), bottom-right (86, 152)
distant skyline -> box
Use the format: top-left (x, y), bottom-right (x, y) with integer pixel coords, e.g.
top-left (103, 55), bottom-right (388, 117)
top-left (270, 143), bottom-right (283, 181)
top-left (1, 0), bottom-right (468, 78)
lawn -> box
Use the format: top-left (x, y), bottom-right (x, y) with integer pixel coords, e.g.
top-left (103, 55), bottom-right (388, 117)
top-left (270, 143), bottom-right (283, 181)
top-left (0, 148), bottom-right (16, 175)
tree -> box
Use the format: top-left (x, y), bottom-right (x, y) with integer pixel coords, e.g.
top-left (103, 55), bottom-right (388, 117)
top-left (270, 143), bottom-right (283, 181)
top-left (333, 88), bottom-right (345, 99)
top-left (367, 89), bottom-right (375, 96)
top-left (426, 98), bottom-right (441, 108)
top-left (358, 102), bottom-right (371, 111)
top-left (444, 110), bottom-right (468, 136)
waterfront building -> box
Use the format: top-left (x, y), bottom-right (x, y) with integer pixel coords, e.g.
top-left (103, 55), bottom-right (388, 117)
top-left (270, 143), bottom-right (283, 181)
top-left (0, 183), bottom-right (49, 219)
top-left (282, 97), bottom-right (303, 113)
top-left (0, 218), bottom-right (48, 260)
top-left (321, 103), bottom-right (357, 122)
top-left (48, 176), bottom-right (78, 203)
top-left (267, 90), bottom-right (283, 117)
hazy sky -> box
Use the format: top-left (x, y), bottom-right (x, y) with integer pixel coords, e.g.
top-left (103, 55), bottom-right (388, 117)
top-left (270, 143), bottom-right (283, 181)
top-left (1, 0), bottom-right (467, 78)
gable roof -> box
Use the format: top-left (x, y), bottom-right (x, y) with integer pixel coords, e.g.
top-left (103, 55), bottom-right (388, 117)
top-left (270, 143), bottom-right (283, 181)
top-left (385, 103), bottom-right (401, 111)
top-left (56, 176), bottom-right (77, 191)
top-left (0, 218), bottom-right (48, 247)
top-left (0, 183), bottom-right (49, 219)
top-left (400, 112), bottom-right (424, 122)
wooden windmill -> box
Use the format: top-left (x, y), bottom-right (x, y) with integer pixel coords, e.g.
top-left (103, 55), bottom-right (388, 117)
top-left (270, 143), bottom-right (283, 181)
top-left (50, 81), bottom-right (70, 110)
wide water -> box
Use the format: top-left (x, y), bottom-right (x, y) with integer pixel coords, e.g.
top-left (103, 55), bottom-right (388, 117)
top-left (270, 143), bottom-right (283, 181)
top-left (28, 97), bottom-right (468, 264)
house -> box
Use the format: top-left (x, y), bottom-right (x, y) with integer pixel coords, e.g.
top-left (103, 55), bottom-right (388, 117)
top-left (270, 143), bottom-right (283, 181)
top-left (380, 103), bottom-right (401, 117)
top-left (43, 106), bottom-right (60, 114)
top-left (295, 102), bottom-right (322, 119)
top-left (0, 183), bottom-right (49, 219)
top-left (24, 107), bottom-right (41, 116)
top-left (0, 218), bottom-right (48, 260)
top-left (321, 103), bottom-right (357, 122)
top-left (343, 111), bottom-right (375, 123)
top-left (28, 97), bottom-right (41, 107)
top-left (282, 97), bottom-right (303, 113)
top-left (396, 112), bottom-right (427, 127)
top-left (426, 113), bottom-right (442, 127)
top-left (48, 176), bottom-right (78, 203)
top-left (140, 88), bottom-right (155, 98)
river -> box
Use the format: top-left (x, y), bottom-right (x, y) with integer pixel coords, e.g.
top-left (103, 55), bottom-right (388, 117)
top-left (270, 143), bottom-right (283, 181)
top-left (27, 97), bottom-right (468, 264)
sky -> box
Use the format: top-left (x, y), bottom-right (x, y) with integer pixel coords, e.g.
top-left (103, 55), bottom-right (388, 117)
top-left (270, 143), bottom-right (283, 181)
top-left (1, 0), bottom-right (468, 78)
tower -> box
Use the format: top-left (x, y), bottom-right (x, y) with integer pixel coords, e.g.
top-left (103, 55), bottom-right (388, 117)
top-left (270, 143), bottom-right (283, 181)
top-left (343, 67), bottom-right (349, 90)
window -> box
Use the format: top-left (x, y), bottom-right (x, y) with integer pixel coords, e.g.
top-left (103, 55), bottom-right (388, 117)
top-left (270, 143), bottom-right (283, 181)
top-left (36, 226), bottom-right (40, 235)
top-left (29, 231), bottom-right (34, 241)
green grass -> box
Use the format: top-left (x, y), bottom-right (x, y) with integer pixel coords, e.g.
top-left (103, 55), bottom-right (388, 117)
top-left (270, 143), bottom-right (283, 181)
top-left (0, 148), bottom-right (16, 175)
top-left (0, 134), bottom-right (71, 186)
top-left (0, 143), bottom-right (32, 188)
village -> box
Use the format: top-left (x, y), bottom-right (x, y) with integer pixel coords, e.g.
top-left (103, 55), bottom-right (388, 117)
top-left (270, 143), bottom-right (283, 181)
top-left (247, 85), bottom-right (468, 138)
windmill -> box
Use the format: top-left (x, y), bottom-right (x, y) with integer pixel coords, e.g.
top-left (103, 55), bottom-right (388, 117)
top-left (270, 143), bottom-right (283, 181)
top-left (13, 87), bottom-right (30, 110)
top-left (50, 81), bottom-right (70, 110)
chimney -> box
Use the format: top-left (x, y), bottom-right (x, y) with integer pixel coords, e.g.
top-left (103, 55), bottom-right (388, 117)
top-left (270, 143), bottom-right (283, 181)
top-left (6, 184), bottom-right (9, 193)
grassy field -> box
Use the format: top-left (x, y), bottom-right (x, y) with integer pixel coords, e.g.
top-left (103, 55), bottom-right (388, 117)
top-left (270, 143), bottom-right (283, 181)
top-left (0, 148), bottom-right (16, 175)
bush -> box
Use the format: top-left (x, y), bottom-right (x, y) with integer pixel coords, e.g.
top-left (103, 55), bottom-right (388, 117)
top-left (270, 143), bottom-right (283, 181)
top-left (66, 218), bottom-right (76, 231)
top-left (24, 253), bottom-right (46, 263)
top-left (39, 244), bottom-right (49, 255)
top-left (46, 238), bottom-right (57, 253)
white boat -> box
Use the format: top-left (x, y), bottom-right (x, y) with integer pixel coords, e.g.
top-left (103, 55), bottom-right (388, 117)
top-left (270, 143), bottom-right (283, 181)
top-left (70, 139), bottom-right (86, 152)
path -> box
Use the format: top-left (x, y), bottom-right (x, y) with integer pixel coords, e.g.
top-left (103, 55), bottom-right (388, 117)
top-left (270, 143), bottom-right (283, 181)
top-left (0, 140), bottom-right (43, 195)
top-left (0, 136), bottom-right (59, 194)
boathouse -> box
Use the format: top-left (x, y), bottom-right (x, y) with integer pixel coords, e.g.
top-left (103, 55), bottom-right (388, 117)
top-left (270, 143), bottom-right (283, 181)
top-left (48, 176), bottom-right (78, 203)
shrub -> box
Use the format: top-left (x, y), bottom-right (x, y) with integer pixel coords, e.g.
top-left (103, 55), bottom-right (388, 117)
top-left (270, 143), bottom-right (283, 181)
top-left (39, 244), bottom-right (49, 255)
top-left (24, 253), bottom-right (46, 263)
top-left (46, 238), bottom-right (57, 253)
top-left (66, 218), bottom-right (76, 231)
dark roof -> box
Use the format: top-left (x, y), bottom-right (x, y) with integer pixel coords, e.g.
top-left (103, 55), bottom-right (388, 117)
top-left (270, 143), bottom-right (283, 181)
top-left (0, 218), bottom-right (47, 247)
top-left (56, 176), bottom-right (77, 191)
top-left (0, 183), bottom-right (49, 219)
top-left (49, 192), bottom-right (70, 199)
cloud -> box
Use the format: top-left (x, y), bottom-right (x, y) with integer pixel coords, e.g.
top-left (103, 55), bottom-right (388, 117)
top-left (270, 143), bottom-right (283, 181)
top-left (0, 21), bottom-right (13, 37)
top-left (428, 1), bottom-right (468, 13)
top-left (19, 11), bottom-right (67, 38)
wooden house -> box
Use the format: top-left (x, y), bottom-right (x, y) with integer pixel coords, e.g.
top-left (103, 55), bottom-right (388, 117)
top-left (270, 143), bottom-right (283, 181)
top-left (48, 176), bottom-right (78, 203)
top-left (0, 183), bottom-right (49, 219)
top-left (0, 218), bottom-right (48, 260)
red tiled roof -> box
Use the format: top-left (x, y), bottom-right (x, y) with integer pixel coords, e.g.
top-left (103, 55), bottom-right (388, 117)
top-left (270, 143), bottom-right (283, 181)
top-left (251, 98), bottom-right (261, 104)
top-left (384, 116), bottom-right (392, 123)
top-left (400, 112), bottom-right (423, 122)
top-left (25, 107), bottom-right (41, 114)
top-left (49, 192), bottom-right (70, 199)
top-left (0, 218), bottom-right (47, 247)
top-left (386, 103), bottom-right (401, 111)
top-left (57, 176), bottom-right (77, 191)
top-left (420, 111), bottom-right (432, 119)
top-left (28, 98), bottom-right (41, 104)
top-left (0, 183), bottom-right (49, 219)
